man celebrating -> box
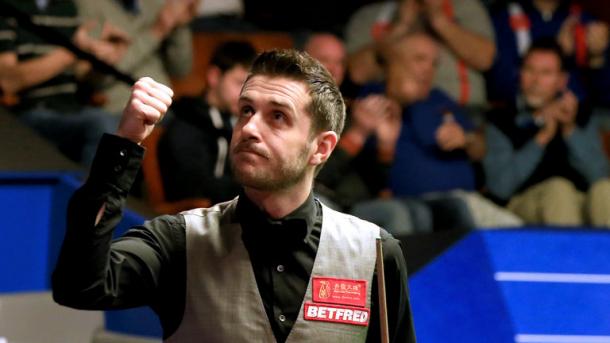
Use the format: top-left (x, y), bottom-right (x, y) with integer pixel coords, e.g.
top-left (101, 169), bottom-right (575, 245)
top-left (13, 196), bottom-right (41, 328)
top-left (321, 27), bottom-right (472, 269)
top-left (52, 50), bottom-right (416, 342)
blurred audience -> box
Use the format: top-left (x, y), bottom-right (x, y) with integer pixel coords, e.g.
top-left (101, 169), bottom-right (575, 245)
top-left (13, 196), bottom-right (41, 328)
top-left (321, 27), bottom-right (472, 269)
top-left (303, 33), bottom-right (414, 235)
top-left (241, 0), bottom-right (368, 33)
top-left (344, 0), bottom-right (496, 114)
top-left (377, 31), bottom-right (522, 231)
top-left (304, 33), bottom-right (346, 86)
top-left (75, 0), bottom-right (196, 115)
top-left (487, 0), bottom-right (609, 103)
top-left (484, 39), bottom-right (610, 226)
top-left (0, 0), bottom-right (119, 165)
top-left (157, 41), bottom-right (257, 204)
top-left (5, 0), bottom-right (608, 231)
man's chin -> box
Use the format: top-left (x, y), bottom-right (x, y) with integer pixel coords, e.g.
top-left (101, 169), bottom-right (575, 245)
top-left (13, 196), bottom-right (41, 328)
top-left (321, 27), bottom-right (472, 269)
top-left (235, 174), bottom-right (278, 192)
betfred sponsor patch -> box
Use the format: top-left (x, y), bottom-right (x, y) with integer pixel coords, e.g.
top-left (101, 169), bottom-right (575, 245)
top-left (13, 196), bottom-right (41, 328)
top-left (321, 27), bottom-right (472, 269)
top-left (312, 277), bottom-right (367, 307)
top-left (303, 302), bottom-right (370, 326)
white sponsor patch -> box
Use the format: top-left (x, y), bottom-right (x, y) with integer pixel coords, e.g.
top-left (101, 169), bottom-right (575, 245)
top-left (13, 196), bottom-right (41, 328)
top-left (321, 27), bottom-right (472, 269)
top-left (303, 302), bottom-right (370, 326)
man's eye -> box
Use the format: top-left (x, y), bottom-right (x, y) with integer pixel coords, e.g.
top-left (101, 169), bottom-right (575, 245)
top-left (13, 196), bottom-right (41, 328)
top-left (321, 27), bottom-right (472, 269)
top-left (273, 111), bottom-right (285, 121)
top-left (240, 106), bottom-right (254, 116)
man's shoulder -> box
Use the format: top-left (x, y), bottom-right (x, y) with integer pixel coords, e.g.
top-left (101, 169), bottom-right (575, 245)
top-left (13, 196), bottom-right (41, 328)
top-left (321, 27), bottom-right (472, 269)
top-left (138, 214), bottom-right (188, 247)
top-left (180, 197), bottom-right (240, 225)
top-left (323, 205), bottom-right (403, 256)
top-left (181, 197), bottom-right (237, 214)
top-left (321, 202), bottom-right (381, 232)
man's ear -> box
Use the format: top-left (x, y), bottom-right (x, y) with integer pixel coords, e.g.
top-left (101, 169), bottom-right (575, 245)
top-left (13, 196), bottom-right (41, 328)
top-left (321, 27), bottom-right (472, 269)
top-left (310, 131), bottom-right (338, 166)
top-left (206, 66), bottom-right (221, 90)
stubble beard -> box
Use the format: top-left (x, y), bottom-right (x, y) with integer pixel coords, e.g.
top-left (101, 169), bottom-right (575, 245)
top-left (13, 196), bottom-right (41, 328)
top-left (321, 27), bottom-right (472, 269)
top-left (230, 143), bottom-right (312, 192)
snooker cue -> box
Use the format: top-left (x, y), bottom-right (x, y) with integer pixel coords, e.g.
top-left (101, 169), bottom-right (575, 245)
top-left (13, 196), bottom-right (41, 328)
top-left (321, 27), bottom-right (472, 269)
top-left (376, 238), bottom-right (390, 343)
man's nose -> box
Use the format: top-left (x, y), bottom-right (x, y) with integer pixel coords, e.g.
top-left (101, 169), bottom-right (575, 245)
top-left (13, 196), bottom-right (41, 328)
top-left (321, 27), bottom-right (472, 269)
top-left (240, 112), bottom-right (262, 139)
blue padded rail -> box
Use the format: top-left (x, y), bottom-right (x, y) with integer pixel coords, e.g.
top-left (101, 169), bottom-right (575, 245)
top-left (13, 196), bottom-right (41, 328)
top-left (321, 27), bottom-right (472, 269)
top-left (410, 229), bottom-right (610, 343)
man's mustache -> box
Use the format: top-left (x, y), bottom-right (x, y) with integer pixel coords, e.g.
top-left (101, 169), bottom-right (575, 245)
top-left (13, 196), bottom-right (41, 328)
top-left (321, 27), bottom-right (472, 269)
top-left (232, 141), bottom-right (270, 159)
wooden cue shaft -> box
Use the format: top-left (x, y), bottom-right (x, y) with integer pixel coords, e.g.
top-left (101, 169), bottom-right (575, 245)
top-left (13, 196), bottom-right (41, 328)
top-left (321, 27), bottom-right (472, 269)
top-left (376, 238), bottom-right (390, 343)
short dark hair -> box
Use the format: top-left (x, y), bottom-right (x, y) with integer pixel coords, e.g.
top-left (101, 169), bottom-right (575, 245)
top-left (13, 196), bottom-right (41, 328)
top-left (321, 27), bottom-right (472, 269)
top-left (246, 49), bottom-right (346, 137)
top-left (522, 38), bottom-right (568, 71)
top-left (209, 41), bottom-right (257, 73)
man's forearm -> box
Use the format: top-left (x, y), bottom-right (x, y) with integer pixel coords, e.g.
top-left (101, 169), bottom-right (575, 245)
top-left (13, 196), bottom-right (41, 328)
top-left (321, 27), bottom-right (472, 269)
top-left (566, 126), bottom-right (610, 184)
top-left (52, 134), bottom-right (144, 308)
top-left (430, 15), bottom-right (495, 71)
top-left (0, 49), bottom-right (75, 93)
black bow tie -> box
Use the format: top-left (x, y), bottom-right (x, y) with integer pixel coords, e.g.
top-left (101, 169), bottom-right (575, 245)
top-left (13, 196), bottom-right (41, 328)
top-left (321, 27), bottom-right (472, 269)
top-left (266, 218), bottom-right (308, 244)
top-left (241, 216), bottom-right (309, 252)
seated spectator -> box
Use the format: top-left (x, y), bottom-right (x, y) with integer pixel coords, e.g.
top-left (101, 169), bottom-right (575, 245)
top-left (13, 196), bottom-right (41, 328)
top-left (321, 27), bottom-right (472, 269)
top-left (344, 0), bottom-right (495, 113)
top-left (0, 0), bottom-right (120, 165)
top-left (484, 39), bottom-right (610, 226)
top-left (487, 0), bottom-right (609, 103)
top-left (304, 33), bottom-right (414, 235)
top-left (75, 0), bottom-right (197, 115)
top-left (157, 41), bottom-right (256, 204)
top-left (376, 31), bottom-right (521, 231)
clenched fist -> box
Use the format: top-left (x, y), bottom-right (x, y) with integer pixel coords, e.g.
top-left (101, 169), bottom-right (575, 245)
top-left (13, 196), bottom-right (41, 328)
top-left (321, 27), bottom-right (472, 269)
top-left (117, 77), bottom-right (173, 144)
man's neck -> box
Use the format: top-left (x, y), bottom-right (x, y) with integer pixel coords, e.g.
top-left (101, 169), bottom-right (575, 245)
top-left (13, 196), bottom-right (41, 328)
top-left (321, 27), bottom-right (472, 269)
top-left (206, 90), bottom-right (220, 110)
top-left (243, 179), bottom-right (313, 219)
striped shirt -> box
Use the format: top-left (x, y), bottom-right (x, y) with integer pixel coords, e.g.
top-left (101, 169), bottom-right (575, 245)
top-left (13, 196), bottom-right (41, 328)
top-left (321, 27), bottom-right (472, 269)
top-left (0, 0), bottom-right (81, 111)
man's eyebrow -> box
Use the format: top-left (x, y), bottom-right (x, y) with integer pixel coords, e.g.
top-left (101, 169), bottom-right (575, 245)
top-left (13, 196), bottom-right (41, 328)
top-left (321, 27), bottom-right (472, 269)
top-left (238, 95), bottom-right (253, 103)
top-left (239, 94), bottom-right (294, 112)
top-left (269, 99), bottom-right (293, 111)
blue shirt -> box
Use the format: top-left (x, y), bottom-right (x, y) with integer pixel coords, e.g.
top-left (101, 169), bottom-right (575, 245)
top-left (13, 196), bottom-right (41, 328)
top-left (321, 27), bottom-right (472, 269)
top-left (390, 89), bottom-right (476, 197)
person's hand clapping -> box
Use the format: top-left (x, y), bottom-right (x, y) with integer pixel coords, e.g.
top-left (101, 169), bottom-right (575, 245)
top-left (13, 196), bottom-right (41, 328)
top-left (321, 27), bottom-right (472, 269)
top-left (351, 95), bottom-right (395, 136)
top-left (534, 103), bottom-right (559, 146)
top-left (554, 90), bottom-right (578, 136)
top-left (375, 99), bottom-right (402, 147)
top-left (435, 112), bottom-right (467, 151)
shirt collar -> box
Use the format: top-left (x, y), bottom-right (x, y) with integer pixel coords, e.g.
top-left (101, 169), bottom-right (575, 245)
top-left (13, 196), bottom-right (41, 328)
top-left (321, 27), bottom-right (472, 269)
top-left (515, 93), bottom-right (546, 128)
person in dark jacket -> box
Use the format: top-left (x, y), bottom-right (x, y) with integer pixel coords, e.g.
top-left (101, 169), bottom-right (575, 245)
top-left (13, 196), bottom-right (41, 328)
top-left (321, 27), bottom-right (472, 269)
top-left (157, 41), bottom-right (256, 204)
